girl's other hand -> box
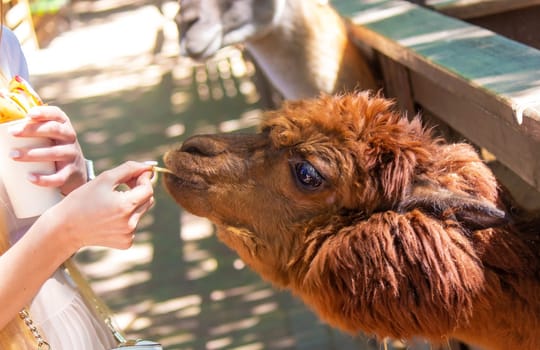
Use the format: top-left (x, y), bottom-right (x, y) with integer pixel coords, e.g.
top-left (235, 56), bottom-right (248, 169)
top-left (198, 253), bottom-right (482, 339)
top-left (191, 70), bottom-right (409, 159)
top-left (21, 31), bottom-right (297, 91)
top-left (8, 105), bottom-right (87, 195)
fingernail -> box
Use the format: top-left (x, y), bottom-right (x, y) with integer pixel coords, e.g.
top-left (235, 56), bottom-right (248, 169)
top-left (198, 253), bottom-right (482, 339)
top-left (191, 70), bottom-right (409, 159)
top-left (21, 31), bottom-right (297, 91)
top-left (143, 160), bottom-right (158, 166)
top-left (27, 107), bottom-right (40, 117)
top-left (8, 149), bottom-right (21, 158)
top-left (27, 173), bottom-right (37, 182)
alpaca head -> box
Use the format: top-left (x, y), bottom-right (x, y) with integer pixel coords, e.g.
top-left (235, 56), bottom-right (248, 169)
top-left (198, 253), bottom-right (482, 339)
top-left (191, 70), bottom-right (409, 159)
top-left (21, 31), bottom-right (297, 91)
top-left (176, 0), bottom-right (378, 100)
top-left (177, 0), bottom-right (285, 59)
top-left (163, 92), bottom-right (509, 339)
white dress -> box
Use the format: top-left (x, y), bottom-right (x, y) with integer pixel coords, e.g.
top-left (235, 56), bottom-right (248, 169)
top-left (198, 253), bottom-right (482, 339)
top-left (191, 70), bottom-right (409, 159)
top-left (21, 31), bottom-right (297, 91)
top-left (1, 26), bottom-right (117, 350)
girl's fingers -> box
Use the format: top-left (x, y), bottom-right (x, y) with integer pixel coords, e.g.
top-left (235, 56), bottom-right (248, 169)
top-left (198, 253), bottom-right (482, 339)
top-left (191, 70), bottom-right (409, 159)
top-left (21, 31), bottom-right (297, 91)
top-left (27, 106), bottom-right (70, 123)
top-left (9, 120), bottom-right (76, 144)
top-left (127, 198), bottom-right (155, 231)
top-left (123, 178), bottom-right (154, 209)
top-left (9, 144), bottom-right (78, 162)
top-left (28, 166), bottom-right (73, 188)
top-left (124, 169), bottom-right (153, 189)
top-left (101, 161), bottom-right (154, 188)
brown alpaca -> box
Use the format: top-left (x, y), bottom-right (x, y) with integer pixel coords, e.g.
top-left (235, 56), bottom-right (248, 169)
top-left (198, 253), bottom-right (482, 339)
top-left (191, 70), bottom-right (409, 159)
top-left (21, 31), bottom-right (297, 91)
top-left (162, 92), bottom-right (540, 350)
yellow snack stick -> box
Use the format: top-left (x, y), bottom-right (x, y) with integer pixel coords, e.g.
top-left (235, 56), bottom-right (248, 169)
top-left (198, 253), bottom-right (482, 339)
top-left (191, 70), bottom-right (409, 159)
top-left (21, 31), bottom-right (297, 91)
top-left (152, 166), bottom-right (174, 175)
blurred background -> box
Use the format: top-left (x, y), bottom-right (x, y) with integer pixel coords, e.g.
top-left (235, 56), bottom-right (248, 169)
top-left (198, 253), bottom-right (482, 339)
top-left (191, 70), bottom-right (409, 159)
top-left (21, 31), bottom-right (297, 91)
top-left (3, 0), bottom-right (404, 349)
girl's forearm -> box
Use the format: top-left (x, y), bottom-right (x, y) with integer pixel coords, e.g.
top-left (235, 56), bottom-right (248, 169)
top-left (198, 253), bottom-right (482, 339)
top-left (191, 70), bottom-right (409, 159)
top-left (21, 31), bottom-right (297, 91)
top-left (0, 211), bottom-right (76, 329)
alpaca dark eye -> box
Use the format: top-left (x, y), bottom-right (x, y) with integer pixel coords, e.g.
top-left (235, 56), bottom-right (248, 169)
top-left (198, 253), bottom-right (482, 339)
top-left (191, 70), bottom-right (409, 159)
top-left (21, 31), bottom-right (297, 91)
top-left (294, 162), bottom-right (323, 189)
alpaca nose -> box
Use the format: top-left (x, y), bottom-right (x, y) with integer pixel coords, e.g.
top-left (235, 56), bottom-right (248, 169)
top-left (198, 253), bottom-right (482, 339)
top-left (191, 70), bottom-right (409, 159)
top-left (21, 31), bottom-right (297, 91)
top-left (180, 135), bottom-right (226, 157)
top-left (176, 0), bottom-right (200, 33)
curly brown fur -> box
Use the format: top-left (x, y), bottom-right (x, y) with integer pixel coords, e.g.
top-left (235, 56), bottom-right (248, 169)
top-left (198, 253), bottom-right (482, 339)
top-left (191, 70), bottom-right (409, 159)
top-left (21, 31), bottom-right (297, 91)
top-left (163, 92), bottom-right (540, 350)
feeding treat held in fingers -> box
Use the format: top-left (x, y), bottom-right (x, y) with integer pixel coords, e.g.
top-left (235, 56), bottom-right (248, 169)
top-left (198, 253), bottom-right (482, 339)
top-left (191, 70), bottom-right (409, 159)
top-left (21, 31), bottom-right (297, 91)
top-left (152, 166), bottom-right (174, 175)
top-left (142, 160), bottom-right (174, 185)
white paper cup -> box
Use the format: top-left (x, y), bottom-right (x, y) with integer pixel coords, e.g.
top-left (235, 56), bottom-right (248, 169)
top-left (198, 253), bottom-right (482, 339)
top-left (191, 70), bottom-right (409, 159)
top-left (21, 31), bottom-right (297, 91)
top-left (0, 118), bottom-right (62, 218)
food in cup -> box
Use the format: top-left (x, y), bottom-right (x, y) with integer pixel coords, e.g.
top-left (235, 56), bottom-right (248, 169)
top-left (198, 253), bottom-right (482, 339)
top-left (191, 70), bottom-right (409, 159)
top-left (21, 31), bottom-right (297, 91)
top-left (0, 75), bottom-right (43, 123)
top-left (0, 75), bottom-right (61, 218)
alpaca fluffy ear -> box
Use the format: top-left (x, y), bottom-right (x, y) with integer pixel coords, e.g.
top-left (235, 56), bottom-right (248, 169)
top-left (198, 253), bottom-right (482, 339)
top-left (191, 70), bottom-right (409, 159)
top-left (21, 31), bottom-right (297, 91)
top-left (399, 180), bottom-right (508, 231)
top-left (369, 149), bottom-right (417, 210)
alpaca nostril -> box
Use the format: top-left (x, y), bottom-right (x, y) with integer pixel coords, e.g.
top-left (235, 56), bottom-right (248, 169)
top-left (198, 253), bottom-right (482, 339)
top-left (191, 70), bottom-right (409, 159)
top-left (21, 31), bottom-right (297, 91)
top-left (177, 1), bottom-right (201, 31)
top-left (180, 135), bottom-right (225, 157)
top-left (178, 17), bottom-right (198, 34)
top-left (183, 145), bottom-right (206, 156)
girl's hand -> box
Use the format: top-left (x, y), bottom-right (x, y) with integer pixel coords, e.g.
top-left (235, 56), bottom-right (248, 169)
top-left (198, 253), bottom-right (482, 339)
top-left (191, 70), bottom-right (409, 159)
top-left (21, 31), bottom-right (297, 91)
top-left (8, 105), bottom-right (87, 195)
top-left (44, 161), bottom-right (155, 251)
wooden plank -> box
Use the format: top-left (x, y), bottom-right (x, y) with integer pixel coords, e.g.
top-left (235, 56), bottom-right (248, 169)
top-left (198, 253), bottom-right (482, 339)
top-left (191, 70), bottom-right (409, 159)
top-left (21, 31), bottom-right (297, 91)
top-left (376, 53), bottom-right (416, 116)
top-left (333, 0), bottom-right (540, 190)
top-left (465, 6), bottom-right (540, 50)
top-left (336, 0), bottom-right (540, 132)
top-left (416, 0), bottom-right (540, 19)
top-left (411, 71), bottom-right (540, 190)
top-left (3, 0), bottom-right (39, 50)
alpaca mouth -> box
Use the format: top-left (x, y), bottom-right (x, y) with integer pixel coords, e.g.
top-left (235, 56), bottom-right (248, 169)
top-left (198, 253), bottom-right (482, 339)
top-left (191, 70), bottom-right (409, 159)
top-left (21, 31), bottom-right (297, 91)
top-left (162, 152), bottom-right (210, 192)
top-left (161, 167), bottom-right (209, 191)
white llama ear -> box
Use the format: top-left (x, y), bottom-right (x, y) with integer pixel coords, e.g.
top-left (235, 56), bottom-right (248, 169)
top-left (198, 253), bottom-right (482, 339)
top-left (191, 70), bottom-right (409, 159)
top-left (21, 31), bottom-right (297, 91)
top-left (398, 179), bottom-right (508, 231)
